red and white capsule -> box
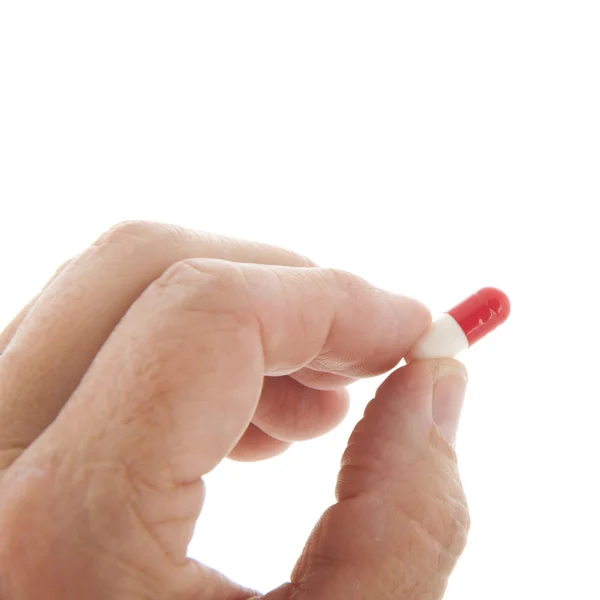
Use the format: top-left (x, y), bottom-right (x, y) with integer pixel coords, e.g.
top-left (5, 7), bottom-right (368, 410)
top-left (407, 287), bottom-right (511, 360)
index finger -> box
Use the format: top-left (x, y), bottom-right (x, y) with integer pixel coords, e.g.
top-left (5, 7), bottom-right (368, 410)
top-left (47, 258), bottom-right (431, 482)
top-left (235, 263), bottom-right (432, 378)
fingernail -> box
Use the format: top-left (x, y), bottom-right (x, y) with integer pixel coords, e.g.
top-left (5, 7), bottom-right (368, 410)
top-left (432, 363), bottom-right (468, 447)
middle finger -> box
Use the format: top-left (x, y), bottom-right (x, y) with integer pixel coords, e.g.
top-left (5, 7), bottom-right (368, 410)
top-left (0, 220), bottom-right (315, 467)
top-left (227, 376), bottom-right (350, 461)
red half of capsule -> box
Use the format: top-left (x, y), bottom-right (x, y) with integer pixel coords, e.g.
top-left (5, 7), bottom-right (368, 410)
top-left (447, 287), bottom-right (511, 346)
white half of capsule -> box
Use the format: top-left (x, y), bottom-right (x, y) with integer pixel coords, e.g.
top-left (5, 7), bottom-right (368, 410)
top-left (406, 313), bottom-right (469, 361)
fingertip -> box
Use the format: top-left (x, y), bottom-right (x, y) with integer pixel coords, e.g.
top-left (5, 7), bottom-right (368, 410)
top-left (403, 295), bottom-right (433, 331)
top-left (417, 297), bottom-right (433, 324)
top-left (430, 358), bottom-right (468, 383)
top-left (373, 358), bottom-right (468, 451)
top-left (406, 357), bottom-right (467, 378)
top-left (392, 294), bottom-right (432, 355)
top-left (374, 358), bottom-right (432, 401)
top-left (375, 358), bottom-right (467, 404)
top-left (337, 357), bottom-right (468, 503)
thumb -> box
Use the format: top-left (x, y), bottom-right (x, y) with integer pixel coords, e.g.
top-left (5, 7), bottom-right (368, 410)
top-left (267, 359), bottom-right (470, 600)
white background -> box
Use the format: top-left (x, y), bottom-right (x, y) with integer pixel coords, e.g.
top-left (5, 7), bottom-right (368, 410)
top-left (1, 2), bottom-right (599, 598)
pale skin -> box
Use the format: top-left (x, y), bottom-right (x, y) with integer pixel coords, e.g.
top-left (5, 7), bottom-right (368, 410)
top-left (0, 221), bottom-right (470, 599)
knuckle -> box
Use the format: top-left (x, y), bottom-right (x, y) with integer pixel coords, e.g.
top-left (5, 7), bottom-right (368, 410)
top-left (326, 267), bottom-right (354, 285)
top-left (157, 258), bottom-right (244, 295)
top-left (413, 482), bottom-right (470, 562)
top-left (235, 237), bottom-right (316, 268)
top-left (323, 267), bottom-right (370, 297)
top-left (401, 454), bottom-right (470, 561)
top-left (94, 220), bottom-right (157, 245)
top-left (152, 258), bottom-right (255, 326)
top-left (429, 435), bottom-right (471, 547)
top-left (437, 494), bottom-right (470, 557)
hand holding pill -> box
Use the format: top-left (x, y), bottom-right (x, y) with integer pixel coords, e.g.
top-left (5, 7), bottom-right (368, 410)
top-left (0, 222), bottom-right (507, 599)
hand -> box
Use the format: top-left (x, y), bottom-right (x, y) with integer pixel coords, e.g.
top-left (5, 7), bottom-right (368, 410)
top-left (0, 221), bottom-right (470, 599)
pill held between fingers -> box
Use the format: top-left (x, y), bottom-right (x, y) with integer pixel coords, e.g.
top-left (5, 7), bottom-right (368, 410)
top-left (406, 287), bottom-right (511, 361)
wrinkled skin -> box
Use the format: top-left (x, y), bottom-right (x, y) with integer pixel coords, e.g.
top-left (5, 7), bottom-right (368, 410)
top-left (0, 221), bottom-right (470, 599)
